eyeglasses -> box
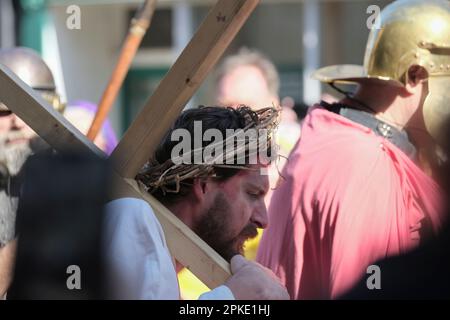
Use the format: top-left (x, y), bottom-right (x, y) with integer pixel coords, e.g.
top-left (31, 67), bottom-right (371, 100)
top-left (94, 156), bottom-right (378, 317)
top-left (0, 109), bottom-right (12, 117)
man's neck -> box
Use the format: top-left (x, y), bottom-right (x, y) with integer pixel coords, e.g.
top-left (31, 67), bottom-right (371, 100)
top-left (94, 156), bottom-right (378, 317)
top-left (342, 87), bottom-right (410, 131)
top-left (165, 200), bottom-right (198, 274)
top-left (165, 200), bottom-right (197, 230)
top-left (341, 91), bottom-right (433, 155)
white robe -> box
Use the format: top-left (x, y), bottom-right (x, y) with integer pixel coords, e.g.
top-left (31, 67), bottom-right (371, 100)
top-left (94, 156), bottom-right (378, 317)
top-left (103, 197), bottom-right (234, 300)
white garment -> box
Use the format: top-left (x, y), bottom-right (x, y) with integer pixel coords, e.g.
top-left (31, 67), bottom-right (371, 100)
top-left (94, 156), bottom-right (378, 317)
top-left (103, 197), bottom-right (234, 300)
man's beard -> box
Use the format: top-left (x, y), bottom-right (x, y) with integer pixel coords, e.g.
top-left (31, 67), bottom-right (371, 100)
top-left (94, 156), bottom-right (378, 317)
top-left (194, 193), bottom-right (259, 262)
top-left (0, 132), bottom-right (33, 247)
top-left (0, 132), bottom-right (33, 176)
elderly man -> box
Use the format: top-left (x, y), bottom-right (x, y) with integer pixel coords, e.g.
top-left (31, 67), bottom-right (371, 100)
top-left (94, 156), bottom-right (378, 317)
top-left (103, 106), bottom-right (289, 300)
top-left (257, 0), bottom-right (450, 299)
top-left (0, 47), bottom-right (64, 298)
top-left (215, 49), bottom-right (301, 190)
top-left (216, 48), bottom-right (280, 110)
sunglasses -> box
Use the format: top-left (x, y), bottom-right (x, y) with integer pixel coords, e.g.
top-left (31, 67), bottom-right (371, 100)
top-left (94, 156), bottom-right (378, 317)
top-left (0, 109), bottom-right (12, 117)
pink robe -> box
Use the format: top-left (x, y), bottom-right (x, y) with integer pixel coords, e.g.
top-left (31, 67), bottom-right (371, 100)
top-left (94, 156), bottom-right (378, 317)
top-left (257, 106), bottom-right (444, 299)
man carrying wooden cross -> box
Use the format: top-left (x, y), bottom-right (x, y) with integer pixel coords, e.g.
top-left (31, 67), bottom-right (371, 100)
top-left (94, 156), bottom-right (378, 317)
top-left (103, 105), bottom-right (289, 300)
top-left (0, 0), bottom-right (287, 299)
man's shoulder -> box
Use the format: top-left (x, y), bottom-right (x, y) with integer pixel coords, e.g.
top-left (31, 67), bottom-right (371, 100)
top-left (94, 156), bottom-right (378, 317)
top-left (105, 197), bottom-right (153, 213)
top-left (291, 113), bottom-right (384, 174)
top-left (105, 197), bottom-right (159, 232)
top-left (104, 197), bottom-right (168, 247)
top-left (299, 106), bottom-right (382, 156)
top-left (285, 108), bottom-right (397, 195)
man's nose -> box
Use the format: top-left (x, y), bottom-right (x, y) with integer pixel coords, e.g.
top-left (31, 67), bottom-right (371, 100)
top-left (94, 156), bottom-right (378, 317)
top-left (10, 113), bottom-right (27, 129)
top-left (251, 202), bottom-right (268, 229)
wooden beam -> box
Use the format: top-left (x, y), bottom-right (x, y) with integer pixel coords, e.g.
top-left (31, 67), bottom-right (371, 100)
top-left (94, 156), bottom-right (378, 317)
top-left (0, 61), bottom-right (231, 289)
top-left (110, 0), bottom-right (260, 178)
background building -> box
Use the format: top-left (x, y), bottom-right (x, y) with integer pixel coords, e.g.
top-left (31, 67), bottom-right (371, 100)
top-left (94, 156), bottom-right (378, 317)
top-left (1, 0), bottom-right (392, 138)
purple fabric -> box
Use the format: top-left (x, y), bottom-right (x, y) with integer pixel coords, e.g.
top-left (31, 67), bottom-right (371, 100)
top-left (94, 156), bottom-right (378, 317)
top-left (67, 100), bottom-right (118, 155)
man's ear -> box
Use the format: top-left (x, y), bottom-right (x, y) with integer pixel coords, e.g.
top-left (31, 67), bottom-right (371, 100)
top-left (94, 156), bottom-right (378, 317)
top-left (405, 65), bottom-right (429, 94)
top-left (191, 178), bottom-right (209, 202)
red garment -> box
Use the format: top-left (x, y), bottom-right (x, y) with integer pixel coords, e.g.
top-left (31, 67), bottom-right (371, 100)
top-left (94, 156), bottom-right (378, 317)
top-left (257, 106), bottom-right (444, 299)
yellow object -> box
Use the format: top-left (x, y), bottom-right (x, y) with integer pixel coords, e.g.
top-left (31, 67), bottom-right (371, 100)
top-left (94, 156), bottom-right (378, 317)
top-left (178, 228), bottom-right (264, 299)
top-left (178, 268), bottom-right (210, 300)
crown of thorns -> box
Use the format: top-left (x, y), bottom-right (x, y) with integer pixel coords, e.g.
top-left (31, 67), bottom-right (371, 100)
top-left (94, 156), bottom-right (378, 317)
top-left (136, 106), bottom-right (279, 195)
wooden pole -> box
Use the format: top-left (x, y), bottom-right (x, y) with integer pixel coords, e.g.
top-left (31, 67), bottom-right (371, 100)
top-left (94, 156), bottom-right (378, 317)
top-left (86, 0), bottom-right (157, 141)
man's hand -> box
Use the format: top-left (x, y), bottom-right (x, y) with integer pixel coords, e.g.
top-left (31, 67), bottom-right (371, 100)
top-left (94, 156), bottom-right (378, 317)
top-left (224, 255), bottom-right (290, 300)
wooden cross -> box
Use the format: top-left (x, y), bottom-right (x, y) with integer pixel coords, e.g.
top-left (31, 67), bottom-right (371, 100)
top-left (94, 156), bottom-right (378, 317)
top-left (0, 0), bottom-right (260, 290)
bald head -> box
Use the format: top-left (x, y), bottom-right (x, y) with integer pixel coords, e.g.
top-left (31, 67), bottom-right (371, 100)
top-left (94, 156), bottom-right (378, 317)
top-left (217, 65), bottom-right (279, 109)
top-left (215, 49), bottom-right (280, 110)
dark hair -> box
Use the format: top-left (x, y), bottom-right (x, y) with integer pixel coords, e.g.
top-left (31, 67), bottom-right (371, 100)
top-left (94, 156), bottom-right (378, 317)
top-left (136, 105), bottom-right (275, 205)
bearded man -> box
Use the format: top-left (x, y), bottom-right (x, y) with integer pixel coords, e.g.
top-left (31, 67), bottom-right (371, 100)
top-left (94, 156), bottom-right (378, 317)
top-left (0, 47), bottom-right (64, 298)
top-left (103, 106), bottom-right (289, 300)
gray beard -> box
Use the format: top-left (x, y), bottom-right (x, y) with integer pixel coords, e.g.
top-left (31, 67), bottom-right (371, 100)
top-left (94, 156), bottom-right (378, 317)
top-left (0, 141), bottom-right (32, 176)
top-left (0, 134), bottom-right (50, 246)
top-left (0, 137), bottom-right (33, 247)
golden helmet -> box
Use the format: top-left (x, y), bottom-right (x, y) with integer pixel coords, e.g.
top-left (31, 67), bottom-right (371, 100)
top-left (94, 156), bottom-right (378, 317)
top-left (313, 0), bottom-right (450, 142)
